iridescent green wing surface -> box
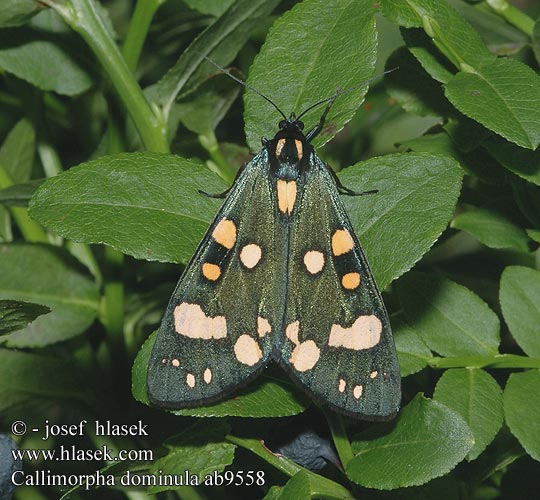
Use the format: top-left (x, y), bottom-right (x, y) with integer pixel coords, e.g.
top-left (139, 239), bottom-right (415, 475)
top-left (147, 151), bottom-right (285, 408)
top-left (278, 153), bottom-right (401, 420)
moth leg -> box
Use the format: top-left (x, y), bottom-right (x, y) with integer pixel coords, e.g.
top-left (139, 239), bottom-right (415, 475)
top-left (199, 162), bottom-right (248, 198)
top-left (199, 187), bottom-right (231, 199)
top-left (305, 88), bottom-right (342, 142)
top-left (325, 164), bottom-right (379, 197)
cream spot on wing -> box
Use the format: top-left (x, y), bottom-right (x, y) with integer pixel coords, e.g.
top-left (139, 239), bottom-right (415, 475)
top-left (186, 373), bottom-right (195, 388)
top-left (342, 272), bottom-right (361, 290)
top-left (257, 317), bottom-right (271, 337)
top-left (338, 378), bottom-right (346, 393)
top-left (275, 138), bottom-right (286, 157)
top-left (240, 244), bottom-right (262, 269)
top-left (203, 368), bottom-right (212, 384)
top-left (303, 250), bottom-right (325, 274)
top-left (294, 139), bottom-right (303, 160)
top-left (234, 334), bottom-right (262, 366)
top-left (161, 358), bottom-right (167, 364)
top-left (285, 320), bottom-right (300, 345)
top-left (332, 229), bottom-right (354, 256)
top-left (174, 303), bottom-right (227, 339)
top-left (202, 262), bottom-right (221, 281)
top-left (212, 218), bottom-right (237, 249)
top-left (328, 315), bottom-right (382, 350)
top-left (277, 179), bottom-right (297, 214)
top-left (370, 370), bottom-right (378, 379)
top-left (353, 385), bottom-right (363, 399)
top-left (289, 340), bottom-right (320, 372)
top-left (171, 358), bottom-right (180, 367)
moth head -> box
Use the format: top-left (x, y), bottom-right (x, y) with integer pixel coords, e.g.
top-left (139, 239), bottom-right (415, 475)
top-left (278, 115), bottom-right (305, 134)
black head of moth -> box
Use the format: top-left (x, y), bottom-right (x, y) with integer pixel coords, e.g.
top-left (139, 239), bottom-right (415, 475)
top-left (147, 81), bottom-right (401, 421)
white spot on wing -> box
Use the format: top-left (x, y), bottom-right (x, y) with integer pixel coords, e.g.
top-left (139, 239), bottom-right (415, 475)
top-left (289, 340), bottom-right (320, 372)
top-left (328, 315), bottom-right (382, 350)
top-left (353, 384), bottom-right (363, 399)
top-left (171, 359), bottom-right (180, 367)
top-left (303, 250), bottom-right (325, 274)
top-left (257, 317), bottom-right (271, 337)
top-left (203, 368), bottom-right (212, 384)
top-left (186, 373), bottom-right (195, 388)
top-left (240, 244), bottom-right (262, 269)
top-left (234, 334), bottom-right (262, 366)
top-left (338, 379), bottom-right (346, 393)
top-left (285, 321), bottom-right (300, 345)
top-left (174, 303), bottom-right (227, 339)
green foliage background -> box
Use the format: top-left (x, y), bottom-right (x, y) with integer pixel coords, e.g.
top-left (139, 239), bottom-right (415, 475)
top-left (1, 0), bottom-right (540, 498)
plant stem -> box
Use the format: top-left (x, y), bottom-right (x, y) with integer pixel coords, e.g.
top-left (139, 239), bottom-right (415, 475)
top-left (485, 0), bottom-right (535, 36)
top-left (122, 0), bottom-right (165, 71)
top-left (225, 434), bottom-right (302, 477)
top-left (0, 163), bottom-right (48, 243)
top-left (43, 0), bottom-right (168, 153)
top-left (225, 435), bottom-right (354, 500)
top-left (199, 132), bottom-right (236, 184)
top-left (429, 353), bottom-right (540, 369)
top-left (101, 245), bottom-right (127, 368)
top-left (321, 407), bottom-right (354, 468)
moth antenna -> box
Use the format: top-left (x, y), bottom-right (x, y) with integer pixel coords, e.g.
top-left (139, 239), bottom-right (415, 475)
top-left (201, 55), bottom-right (288, 121)
top-left (296, 67), bottom-right (398, 121)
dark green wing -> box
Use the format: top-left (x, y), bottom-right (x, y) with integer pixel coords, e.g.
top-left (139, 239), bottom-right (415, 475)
top-left (278, 153), bottom-right (400, 420)
top-left (147, 151), bottom-right (285, 408)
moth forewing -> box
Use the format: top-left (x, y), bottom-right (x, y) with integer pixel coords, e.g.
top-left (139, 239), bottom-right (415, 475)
top-left (147, 152), bottom-right (281, 408)
top-left (278, 152), bottom-right (400, 420)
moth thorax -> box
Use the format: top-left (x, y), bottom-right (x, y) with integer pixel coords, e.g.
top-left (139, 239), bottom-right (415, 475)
top-left (275, 137), bottom-right (304, 162)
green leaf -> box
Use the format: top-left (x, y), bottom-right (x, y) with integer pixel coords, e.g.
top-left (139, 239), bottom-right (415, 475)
top-left (434, 368), bottom-right (503, 460)
top-left (504, 370), bottom-right (540, 461)
top-left (183, 0), bottom-right (235, 17)
top-left (444, 58), bottom-right (540, 150)
top-left (533, 18), bottom-right (540, 67)
top-left (0, 118), bottom-right (35, 183)
top-left (0, 244), bottom-right (99, 347)
top-left (154, 0), bottom-right (280, 115)
top-left (527, 229), bottom-right (540, 243)
top-left (348, 395), bottom-right (474, 489)
top-left (175, 74), bottom-right (240, 137)
top-left (451, 206), bottom-right (530, 253)
top-left (0, 349), bottom-right (91, 411)
top-left (0, 28), bottom-right (93, 96)
top-left (149, 421), bottom-right (236, 493)
top-left (401, 28), bottom-right (454, 84)
top-left (341, 153), bottom-right (463, 290)
top-left (0, 180), bottom-right (44, 207)
top-left (397, 272), bottom-right (500, 357)
top-left (393, 313), bottom-right (432, 377)
top-left (263, 486), bottom-right (282, 500)
top-left (402, 131), bottom-right (504, 183)
top-left (500, 266), bottom-right (540, 358)
top-left (29, 152), bottom-right (226, 264)
top-left (0, 300), bottom-right (50, 336)
top-left (384, 46), bottom-right (450, 117)
top-left (278, 472), bottom-right (311, 500)
top-left (0, 0), bottom-right (42, 27)
top-left (484, 139), bottom-right (540, 186)
top-left (512, 177), bottom-right (540, 227)
top-left (245, 0), bottom-right (377, 150)
top-left (381, 0), bottom-right (494, 67)
top-left (132, 332), bottom-right (309, 418)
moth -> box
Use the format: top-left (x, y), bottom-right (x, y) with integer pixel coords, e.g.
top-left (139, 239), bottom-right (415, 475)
top-left (147, 77), bottom-right (401, 420)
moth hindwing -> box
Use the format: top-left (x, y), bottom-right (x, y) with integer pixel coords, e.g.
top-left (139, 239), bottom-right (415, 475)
top-left (147, 109), bottom-right (401, 420)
